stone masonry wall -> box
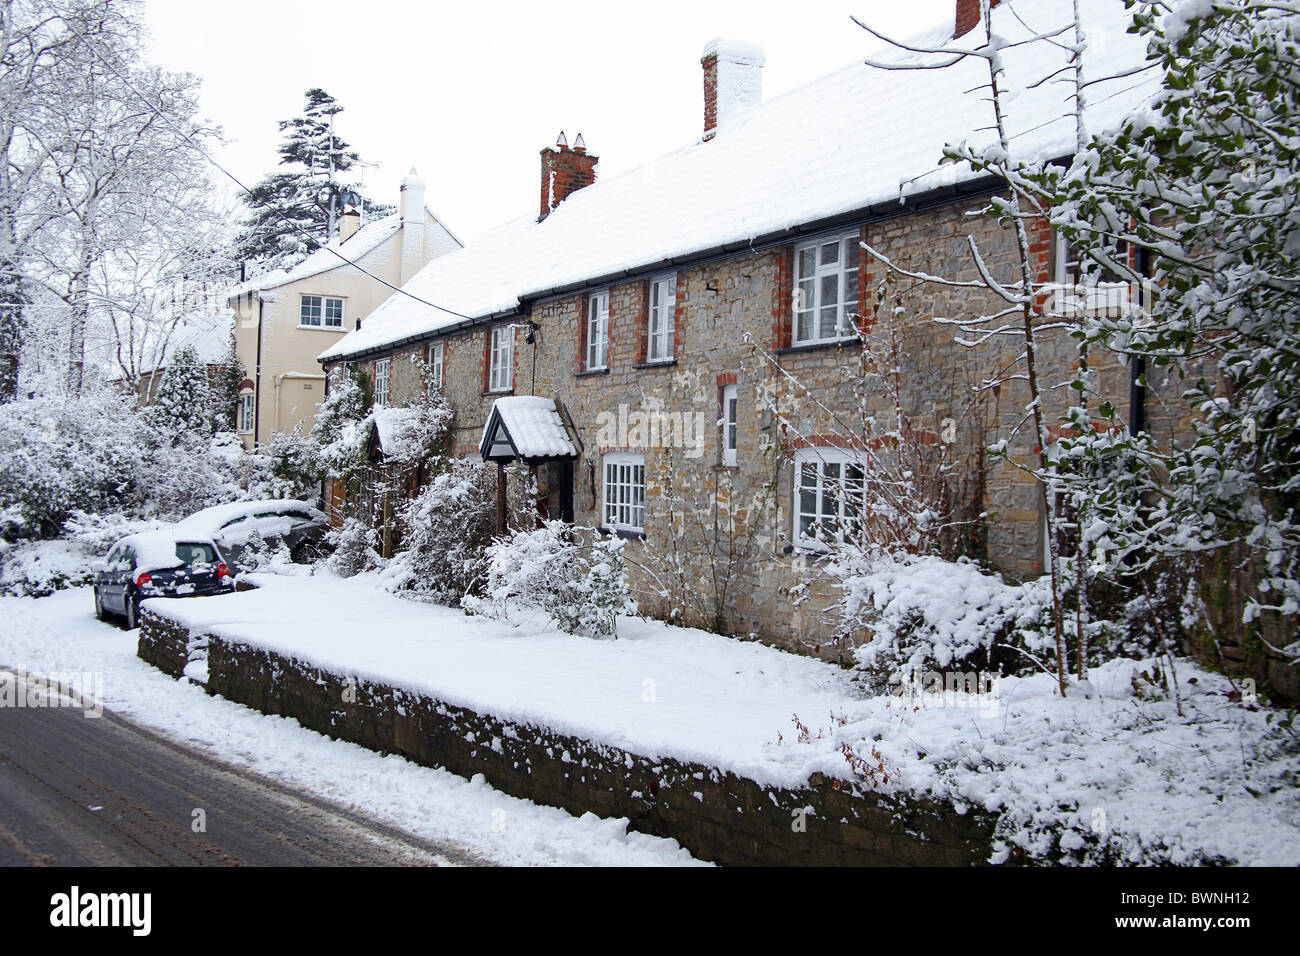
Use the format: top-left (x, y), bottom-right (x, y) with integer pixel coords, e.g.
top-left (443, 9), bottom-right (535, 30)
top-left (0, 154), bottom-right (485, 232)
top-left (183, 622), bottom-right (997, 866)
top-left (324, 190), bottom-right (1229, 671)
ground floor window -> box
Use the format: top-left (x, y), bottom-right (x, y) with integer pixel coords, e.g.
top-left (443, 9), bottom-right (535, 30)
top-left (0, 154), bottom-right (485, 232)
top-left (238, 393), bottom-right (255, 434)
top-left (603, 452), bottom-right (645, 533)
top-left (793, 446), bottom-right (865, 547)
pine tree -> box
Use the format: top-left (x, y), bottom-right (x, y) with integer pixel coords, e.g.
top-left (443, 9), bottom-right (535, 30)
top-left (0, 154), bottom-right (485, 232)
top-left (150, 344), bottom-right (211, 439)
top-left (235, 88), bottom-right (367, 271)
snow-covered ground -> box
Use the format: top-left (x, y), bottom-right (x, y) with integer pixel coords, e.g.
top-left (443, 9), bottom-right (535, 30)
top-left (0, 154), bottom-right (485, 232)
top-left (0, 586), bottom-right (704, 867)
top-left (5, 570), bottom-right (1298, 866)
top-left (143, 572), bottom-right (1300, 866)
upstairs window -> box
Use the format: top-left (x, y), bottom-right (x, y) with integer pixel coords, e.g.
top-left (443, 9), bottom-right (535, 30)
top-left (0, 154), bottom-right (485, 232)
top-left (793, 447), bottom-right (866, 548)
top-left (586, 290), bottom-right (609, 370)
top-left (647, 275), bottom-right (676, 362)
top-left (1052, 232), bottom-right (1133, 317)
top-left (721, 384), bottom-right (738, 466)
top-left (300, 294), bottom-right (344, 329)
top-left (489, 326), bottom-right (513, 392)
top-left (374, 358), bottom-right (390, 405)
top-left (603, 452), bottom-right (645, 533)
top-left (428, 341), bottom-right (444, 391)
top-left (793, 233), bottom-right (860, 345)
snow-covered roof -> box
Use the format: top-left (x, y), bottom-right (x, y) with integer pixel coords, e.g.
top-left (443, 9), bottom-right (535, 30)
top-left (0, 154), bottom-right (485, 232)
top-left (138, 311), bottom-right (234, 376)
top-left (320, 0), bottom-right (1158, 363)
top-left (480, 396), bottom-right (578, 460)
top-left (371, 405), bottom-right (421, 457)
top-left (230, 215), bottom-right (401, 298)
top-left (173, 500), bottom-right (322, 539)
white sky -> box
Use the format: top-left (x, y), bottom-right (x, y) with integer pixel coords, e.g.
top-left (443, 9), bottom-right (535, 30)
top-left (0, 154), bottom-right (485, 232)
top-left (141, 0), bottom-right (954, 243)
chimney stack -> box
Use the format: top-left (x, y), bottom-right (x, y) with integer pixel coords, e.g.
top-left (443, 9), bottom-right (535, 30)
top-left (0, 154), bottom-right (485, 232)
top-left (399, 168), bottom-right (426, 284)
top-left (338, 206), bottom-right (361, 243)
top-left (955, 0), bottom-right (1000, 38)
top-left (701, 38), bottom-right (764, 141)
top-left (539, 132), bottom-right (598, 220)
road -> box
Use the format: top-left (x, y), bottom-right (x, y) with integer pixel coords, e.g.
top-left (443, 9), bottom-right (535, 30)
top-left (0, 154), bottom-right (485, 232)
top-left (0, 669), bottom-right (485, 866)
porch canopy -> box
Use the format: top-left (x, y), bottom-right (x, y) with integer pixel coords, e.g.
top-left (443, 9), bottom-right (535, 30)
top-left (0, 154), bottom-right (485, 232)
top-left (479, 396), bottom-right (578, 464)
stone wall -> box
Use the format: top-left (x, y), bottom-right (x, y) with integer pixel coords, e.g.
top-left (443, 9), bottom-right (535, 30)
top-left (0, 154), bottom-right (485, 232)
top-left (135, 608), bottom-right (193, 678)
top-left (177, 621), bottom-right (997, 866)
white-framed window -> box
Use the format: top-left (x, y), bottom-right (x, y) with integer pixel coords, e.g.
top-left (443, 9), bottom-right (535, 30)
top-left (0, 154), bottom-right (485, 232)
top-left (603, 452), bottom-right (645, 533)
top-left (374, 357), bottom-right (390, 404)
top-left (793, 446), bottom-right (866, 548)
top-left (793, 232), bottom-right (861, 345)
top-left (647, 274), bottom-right (676, 362)
top-left (237, 393), bottom-right (255, 435)
top-left (428, 341), bottom-right (444, 391)
top-left (586, 290), bottom-right (609, 370)
top-left (489, 326), bottom-right (513, 392)
top-left (721, 384), bottom-right (738, 466)
top-left (300, 294), bottom-right (345, 329)
top-left (1052, 232), bottom-right (1132, 317)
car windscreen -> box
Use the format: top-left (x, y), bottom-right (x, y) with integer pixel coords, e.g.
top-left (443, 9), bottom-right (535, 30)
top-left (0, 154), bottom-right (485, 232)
top-left (174, 542), bottom-right (219, 566)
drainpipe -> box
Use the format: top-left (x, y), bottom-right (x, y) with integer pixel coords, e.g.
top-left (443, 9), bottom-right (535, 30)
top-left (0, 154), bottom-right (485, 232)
top-left (1129, 247), bottom-right (1150, 436)
top-left (253, 295), bottom-right (264, 449)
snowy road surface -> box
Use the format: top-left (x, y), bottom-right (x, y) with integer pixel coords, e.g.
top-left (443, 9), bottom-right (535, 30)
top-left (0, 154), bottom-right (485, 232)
top-left (0, 588), bottom-right (703, 866)
top-left (0, 670), bottom-right (475, 866)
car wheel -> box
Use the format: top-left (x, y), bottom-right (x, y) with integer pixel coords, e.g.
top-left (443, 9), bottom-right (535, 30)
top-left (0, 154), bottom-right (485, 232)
top-left (291, 539), bottom-right (324, 564)
top-left (125, 595), bottom-right (139, 631)
top-left (93, 588), bottom-right (106, 621)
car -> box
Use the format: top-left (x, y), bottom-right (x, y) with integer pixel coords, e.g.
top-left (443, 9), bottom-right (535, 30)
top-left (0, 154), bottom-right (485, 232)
top-left (172, 500), bottom-right (331, 572)
top-left (93, 531), bottom-right (234, 629)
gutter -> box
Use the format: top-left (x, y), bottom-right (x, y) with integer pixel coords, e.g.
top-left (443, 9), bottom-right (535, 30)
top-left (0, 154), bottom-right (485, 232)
top-left (318, 172), bottom-right (1006, 366)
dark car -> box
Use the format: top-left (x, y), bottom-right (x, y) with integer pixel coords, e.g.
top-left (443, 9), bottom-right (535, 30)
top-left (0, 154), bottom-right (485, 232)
top-left (172, 500), bottom-right (331, 572)
top-left (93, 532), bottom-right (233, 629)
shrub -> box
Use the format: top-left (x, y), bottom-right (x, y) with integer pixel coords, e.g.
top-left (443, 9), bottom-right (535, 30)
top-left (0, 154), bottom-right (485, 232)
top-left (381, 458), bottom-right (495, 604)
top-left (464, 522), bottom-right (636, 639)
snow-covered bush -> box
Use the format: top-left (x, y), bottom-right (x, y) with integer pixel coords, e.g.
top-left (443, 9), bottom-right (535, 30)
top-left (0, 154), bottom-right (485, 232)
top-left (380, 458), bottom-right (495, 604)
top-left (309, 367), bottom-right (371, 482)
top-left (0, 538), bottom-right (100, 597)
top-left (0, 393), bottom-right (147, 539)
top-left (832, 552), bottom-right (1047, 691)
top-left (147, 344), bottom-right (212, 440)
top-left (465, 522), bottom-right (635, 639)
top-left (324, 517), bottom-right (383, 578)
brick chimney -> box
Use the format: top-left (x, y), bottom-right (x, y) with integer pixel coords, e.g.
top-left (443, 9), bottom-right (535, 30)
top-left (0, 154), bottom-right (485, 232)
top-left (399, 168), bottom-right (426, 285)
top-left (539, 132), bottom-right (598, 220)
top-left (701, 38), bottom-right (764, 141)
top-left (955, 0), bottom-right (1000, 38)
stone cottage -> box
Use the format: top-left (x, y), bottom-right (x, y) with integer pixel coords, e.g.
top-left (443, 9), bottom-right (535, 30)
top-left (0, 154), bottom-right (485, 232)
top-left (316, 0), bottom-right (1179, 658)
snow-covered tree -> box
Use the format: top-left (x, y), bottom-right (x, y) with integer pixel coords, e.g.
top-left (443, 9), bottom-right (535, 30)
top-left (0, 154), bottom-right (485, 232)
top-left (1045, 0), bottom-right (1300, 666)
top-left (235, 88), bottom-right (391, 271)
top-left (149, 343), bottom-right (210, 439)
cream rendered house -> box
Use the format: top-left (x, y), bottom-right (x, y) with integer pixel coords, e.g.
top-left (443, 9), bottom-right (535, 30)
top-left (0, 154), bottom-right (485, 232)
top-left (229, 171), bottom-right (460, 449)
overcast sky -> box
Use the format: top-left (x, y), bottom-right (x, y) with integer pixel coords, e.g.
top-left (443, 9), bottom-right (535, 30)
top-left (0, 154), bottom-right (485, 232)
top-left (141, 0), bottom-right (954, 243)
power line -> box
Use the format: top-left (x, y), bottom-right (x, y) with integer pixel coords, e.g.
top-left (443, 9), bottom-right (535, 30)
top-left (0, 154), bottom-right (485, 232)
top-left (62, 23), bottom-right (477, 326)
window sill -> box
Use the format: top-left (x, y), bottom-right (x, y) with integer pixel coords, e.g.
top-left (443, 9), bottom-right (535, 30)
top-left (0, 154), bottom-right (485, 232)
top-left (482, 388), bottom-right (514, 397)
top-left (783, 542), bottom-right (836, 559)
top-left (599, 526), bottom-right (645, 541)
top-left (776, 338), bottom-right (862, 356)
top-left (575, 367), bottom-right (610, 378)
top-left (633, 359), bottom-right (677, 370)
top-left (296, 324), bottom-right (346, 332)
